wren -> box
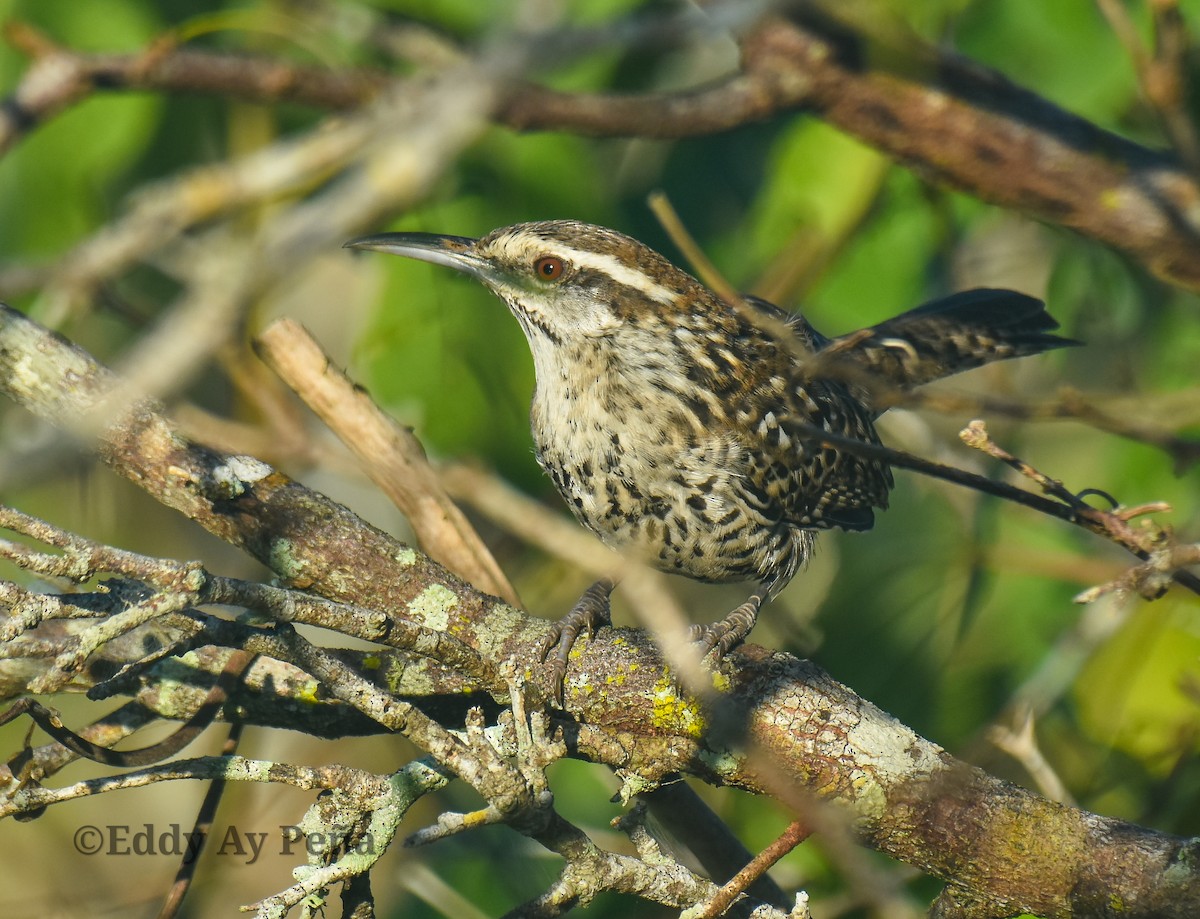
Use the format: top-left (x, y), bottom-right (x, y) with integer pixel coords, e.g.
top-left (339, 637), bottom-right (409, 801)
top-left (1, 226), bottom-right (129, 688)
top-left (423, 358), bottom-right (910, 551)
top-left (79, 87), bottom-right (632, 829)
top-left (347, 220), bottom-right (1074, 698)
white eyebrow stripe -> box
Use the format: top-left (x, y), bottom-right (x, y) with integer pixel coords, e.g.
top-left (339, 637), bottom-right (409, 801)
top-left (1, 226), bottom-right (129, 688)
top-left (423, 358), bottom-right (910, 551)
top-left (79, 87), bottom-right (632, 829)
top-left (877, 337), bottom-right (919, 360)
top-left (547, 245), bottom-right (679, 305)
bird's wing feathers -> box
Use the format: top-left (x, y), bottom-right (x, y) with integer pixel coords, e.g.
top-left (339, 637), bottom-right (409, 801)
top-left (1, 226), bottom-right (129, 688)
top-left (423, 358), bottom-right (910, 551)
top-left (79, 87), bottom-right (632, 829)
top-left (821, 289), bottom-right (1078, 391)
top-left (734, 296), bottom-right (892, 533)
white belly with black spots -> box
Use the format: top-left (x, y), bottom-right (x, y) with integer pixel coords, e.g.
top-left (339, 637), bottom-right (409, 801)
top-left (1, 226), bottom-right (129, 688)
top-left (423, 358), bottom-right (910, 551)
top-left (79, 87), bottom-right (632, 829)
top-left (529, 366), bottom-right (805, 588)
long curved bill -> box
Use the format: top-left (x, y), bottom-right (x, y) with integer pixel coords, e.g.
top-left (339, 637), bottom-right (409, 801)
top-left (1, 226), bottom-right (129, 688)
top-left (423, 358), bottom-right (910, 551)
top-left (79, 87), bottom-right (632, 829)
top-left (343, 232), bottom-right (494, 280)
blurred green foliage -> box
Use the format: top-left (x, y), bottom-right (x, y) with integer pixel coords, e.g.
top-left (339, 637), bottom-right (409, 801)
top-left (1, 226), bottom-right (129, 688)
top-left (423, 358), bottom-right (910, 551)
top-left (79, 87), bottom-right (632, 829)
top-left (0, 0), bottom-right (1198, 916)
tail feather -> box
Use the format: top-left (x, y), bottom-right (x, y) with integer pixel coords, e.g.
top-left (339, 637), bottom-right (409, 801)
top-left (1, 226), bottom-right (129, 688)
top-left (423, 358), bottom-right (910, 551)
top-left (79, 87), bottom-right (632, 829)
top-left (822, 289), bottom-right (1078, 391)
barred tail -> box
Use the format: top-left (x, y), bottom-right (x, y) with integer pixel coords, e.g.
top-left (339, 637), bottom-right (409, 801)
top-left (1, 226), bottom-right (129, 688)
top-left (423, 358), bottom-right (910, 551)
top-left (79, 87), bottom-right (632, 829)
top-left (823, 289), bottom-right (1078, 391)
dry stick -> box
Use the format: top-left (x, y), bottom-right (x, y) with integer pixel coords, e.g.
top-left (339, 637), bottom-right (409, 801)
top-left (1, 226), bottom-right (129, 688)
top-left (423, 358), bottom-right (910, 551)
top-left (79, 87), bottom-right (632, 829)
top-left (649, 189), bottom-right (804, 352)
top-left (694, 819), bottom-right (811, 919)
top-left (648, 190), bottom-right (741, 304)
top-left (154, 720), bottom-right (245, 919)
top-left (254, 317), bottom-right (520, 607)
top-left (731, 733), bottom-right (921, 919)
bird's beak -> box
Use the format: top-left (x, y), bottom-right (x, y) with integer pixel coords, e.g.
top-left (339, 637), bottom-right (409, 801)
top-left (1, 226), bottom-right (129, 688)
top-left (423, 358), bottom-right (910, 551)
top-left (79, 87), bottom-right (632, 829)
top-left (344, 232), bottom-right (494, 281)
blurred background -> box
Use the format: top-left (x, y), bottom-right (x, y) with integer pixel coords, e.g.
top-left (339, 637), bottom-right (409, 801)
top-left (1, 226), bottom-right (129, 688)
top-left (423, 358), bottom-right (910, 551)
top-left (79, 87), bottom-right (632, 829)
top-left (0, 0), bottom-right (1197, 916)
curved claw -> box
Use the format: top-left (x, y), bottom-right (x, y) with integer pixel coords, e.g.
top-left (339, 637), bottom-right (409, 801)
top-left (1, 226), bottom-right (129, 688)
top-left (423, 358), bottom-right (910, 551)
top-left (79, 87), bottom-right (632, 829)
top-left (687, 593), bottom-right (763, 662)
top-left (539, 578), bottom-right (615, 706)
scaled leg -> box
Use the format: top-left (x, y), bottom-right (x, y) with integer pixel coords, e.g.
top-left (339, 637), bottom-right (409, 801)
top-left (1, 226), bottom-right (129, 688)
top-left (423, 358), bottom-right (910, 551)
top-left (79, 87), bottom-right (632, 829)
top-left (688, 592), bottom-right (763, 661)
top-left (539, 577), bottom-right (615, 705)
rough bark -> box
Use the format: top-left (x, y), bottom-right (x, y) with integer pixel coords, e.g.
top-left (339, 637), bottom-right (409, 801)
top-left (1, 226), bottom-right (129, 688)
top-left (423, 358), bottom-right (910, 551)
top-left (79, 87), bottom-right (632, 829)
top-left (1, 302), bottom-right (1196, 917)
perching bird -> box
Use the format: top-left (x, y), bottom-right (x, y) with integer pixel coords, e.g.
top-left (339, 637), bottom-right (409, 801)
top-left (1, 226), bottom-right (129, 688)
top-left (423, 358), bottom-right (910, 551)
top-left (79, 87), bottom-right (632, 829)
top-left (346, 220), bottom-right (1074, 696)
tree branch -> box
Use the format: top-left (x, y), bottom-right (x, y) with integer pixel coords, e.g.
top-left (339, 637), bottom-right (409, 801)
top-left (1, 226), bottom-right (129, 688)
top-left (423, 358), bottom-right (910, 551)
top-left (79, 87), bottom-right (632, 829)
top-left (1, 298), bottom-right (1198, 915)
top-left (4, 3), bottom-right (1200, 294)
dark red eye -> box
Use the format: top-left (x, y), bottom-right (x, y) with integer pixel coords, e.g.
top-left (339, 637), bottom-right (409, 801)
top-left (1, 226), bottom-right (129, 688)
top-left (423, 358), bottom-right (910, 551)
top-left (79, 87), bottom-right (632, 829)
top-left (534, 256), bottom-right (565, 280)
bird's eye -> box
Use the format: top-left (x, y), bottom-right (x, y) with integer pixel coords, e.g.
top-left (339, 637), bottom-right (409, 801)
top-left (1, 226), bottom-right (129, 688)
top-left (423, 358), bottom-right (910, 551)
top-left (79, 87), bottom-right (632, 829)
top-left (534, 256), bottom-right (565, 281)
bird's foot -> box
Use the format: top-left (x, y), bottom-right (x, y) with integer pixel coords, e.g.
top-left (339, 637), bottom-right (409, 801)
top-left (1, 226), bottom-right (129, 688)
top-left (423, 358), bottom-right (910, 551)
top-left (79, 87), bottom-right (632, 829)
top-left (687, 594), bottom-right (763, 662)
top-left (539, 578), bottom-right (615, 706)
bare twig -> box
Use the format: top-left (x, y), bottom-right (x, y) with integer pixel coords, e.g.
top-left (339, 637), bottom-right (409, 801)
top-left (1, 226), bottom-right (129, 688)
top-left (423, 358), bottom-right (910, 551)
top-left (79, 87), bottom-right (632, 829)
top-left (154, 719), bottom-right (245, 919)
top-left (0, 20), bottom-right (385, 156)
top-left (771, 417), bottom-right (1200, 596)
top-left (959, 420), bottom-right (1199, 595)
top-left (649, 190), bottom-right (742, 304)
top-left (0, 650), bottom-right (252, 768)
top-left (694, 819), bottom-right (811, 918)
top-left (1075, 541), bottom-right (1200, 603)
top-left (1, 753), bottom-right (391, 820)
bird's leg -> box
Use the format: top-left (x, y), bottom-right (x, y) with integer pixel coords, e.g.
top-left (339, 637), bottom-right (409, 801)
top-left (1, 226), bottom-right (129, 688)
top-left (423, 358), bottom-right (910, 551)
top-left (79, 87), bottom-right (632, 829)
top-left (539, 577), bottom-right (615, 705)
top-left (688, 592), bottom-right (764, 661)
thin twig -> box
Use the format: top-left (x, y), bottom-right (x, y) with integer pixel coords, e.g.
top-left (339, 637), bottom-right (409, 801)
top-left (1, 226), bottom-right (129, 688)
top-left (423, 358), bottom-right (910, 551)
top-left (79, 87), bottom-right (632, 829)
top-left (693, 819), bottom-right (811, 918)
top-left (773, 418), bottom-right (1200, 596)
top-left (958, 420), bottom-right (1198, 594)
top-left (154, 720), bottom-right (245, 919)
top-left (649, 190), bottom-right (741, 304)
top-left (0, 754), bottom-right (389, 819)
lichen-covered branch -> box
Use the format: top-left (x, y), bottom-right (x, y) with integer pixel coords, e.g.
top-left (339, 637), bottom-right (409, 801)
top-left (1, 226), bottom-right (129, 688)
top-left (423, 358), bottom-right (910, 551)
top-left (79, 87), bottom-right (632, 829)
top-left (2, 289), bottom-right (1198, 915)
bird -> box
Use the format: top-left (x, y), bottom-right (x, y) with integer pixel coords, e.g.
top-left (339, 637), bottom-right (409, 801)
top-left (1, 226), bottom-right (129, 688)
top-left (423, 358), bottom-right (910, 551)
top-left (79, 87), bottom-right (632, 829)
top-left (345, 220), bottom-right (1075, 698)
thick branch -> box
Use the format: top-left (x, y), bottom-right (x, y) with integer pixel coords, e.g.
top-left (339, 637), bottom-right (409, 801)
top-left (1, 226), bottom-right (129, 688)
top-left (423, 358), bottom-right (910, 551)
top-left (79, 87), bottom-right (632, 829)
top-left (508, 6), bottom-right (1200, 290)
top-left (509, 7), bottom-right (1200, 290)
top-left (3, 304), bottom-right (1198, 914)
top-left (7, 7), bottom-right (1200, 291)
top-left (0, 301), bottom-right (531, 677)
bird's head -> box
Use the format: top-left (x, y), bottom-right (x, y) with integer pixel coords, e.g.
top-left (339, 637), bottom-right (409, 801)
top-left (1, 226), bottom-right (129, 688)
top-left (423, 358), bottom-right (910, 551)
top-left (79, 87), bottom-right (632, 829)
top-left (345, 220), bottom-right (698, 347)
